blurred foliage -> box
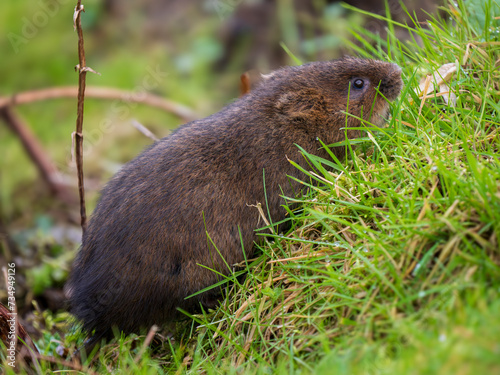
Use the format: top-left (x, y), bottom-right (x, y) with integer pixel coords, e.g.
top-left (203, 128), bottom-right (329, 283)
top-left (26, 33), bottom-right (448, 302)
top-left (0, 0), bottom-right (356, 223)
top-left (0, 0), bottom-right (226, 222)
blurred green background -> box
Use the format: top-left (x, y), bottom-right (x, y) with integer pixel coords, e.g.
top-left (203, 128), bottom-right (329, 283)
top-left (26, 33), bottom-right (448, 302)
top-left (1, 0), bottom-right (224, 222)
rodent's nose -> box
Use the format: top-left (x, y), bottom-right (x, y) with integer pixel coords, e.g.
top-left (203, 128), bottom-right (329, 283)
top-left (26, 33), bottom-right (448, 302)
top-left (391, 63), bottom-right (402, 75)
top-left (381, 63), bottom-right (403, 101)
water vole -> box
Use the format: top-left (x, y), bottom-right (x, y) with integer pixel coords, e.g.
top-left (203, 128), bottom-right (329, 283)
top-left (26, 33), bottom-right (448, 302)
top-left (66, 57), bottom-right (402, 339)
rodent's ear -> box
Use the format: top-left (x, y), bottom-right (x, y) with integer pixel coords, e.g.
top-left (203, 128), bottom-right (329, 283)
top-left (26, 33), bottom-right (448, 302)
top-left (275, 89), bottom-right (327, 123)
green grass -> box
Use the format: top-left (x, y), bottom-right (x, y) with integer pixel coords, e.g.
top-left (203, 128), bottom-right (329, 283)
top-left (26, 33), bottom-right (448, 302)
top-left (167, 1), bottom-right (499, 372)
top-left (3, 0), bottom-right (500, 373)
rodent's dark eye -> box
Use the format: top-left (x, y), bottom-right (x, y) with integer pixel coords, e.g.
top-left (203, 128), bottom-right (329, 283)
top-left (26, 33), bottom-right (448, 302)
top-left (353, 79), bottom-right (364, 89)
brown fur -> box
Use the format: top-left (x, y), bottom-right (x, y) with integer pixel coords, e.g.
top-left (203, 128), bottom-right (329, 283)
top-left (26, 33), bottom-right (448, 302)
top-left (66, 57), bottom-right (402, 339)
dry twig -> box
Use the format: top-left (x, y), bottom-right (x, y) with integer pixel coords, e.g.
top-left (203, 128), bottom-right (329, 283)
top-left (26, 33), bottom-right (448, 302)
top-left (0, 107), bottom-right (75, 204)
top-left (73, 1), bottom-right (89, 233)
top-left (131, 119), bottom-right (159, 142)
top-left (35, 353), bottom-right (97, 375)
top-left (0, 86), bottom-right (199, 122)
top-left (134, 325), bottom-right (159, 363)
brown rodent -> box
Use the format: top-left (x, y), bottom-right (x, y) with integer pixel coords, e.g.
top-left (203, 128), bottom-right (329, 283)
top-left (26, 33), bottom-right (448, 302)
top-left (66, 57), bottom-right (402, 341)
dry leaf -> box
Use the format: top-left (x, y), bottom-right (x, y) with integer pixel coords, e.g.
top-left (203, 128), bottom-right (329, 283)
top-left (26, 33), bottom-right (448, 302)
top-left (417, 62), bottom-right (458, 106)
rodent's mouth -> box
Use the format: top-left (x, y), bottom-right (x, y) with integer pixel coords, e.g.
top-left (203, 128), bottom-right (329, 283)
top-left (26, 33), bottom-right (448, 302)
top-left (371, 102), bottom-right (391, 128)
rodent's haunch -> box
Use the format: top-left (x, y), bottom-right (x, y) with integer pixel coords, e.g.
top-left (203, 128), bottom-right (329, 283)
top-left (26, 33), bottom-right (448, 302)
top-left (66, 57), bottom-right (402, 339)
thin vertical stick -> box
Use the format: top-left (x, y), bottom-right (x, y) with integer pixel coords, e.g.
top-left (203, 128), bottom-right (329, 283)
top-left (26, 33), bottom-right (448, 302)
top-left (74, 1), bottom-right (88, 233)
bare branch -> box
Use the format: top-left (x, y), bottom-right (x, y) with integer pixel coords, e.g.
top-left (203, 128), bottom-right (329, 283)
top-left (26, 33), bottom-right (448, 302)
top-left (74, 0), bottom-right (88, 233)
top-left (130, 119), bottom-right (159, 142)
top-left (34, 353), bottom-right (97, 375)
top-left (0, 107), bottom-right (75, 204)
top-left (0, 86), bottom-right (199, 122)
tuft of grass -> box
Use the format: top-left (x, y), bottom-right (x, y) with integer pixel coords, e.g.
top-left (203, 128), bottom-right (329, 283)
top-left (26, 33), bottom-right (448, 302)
top-left (171, 0), bottom-right (500, 373)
